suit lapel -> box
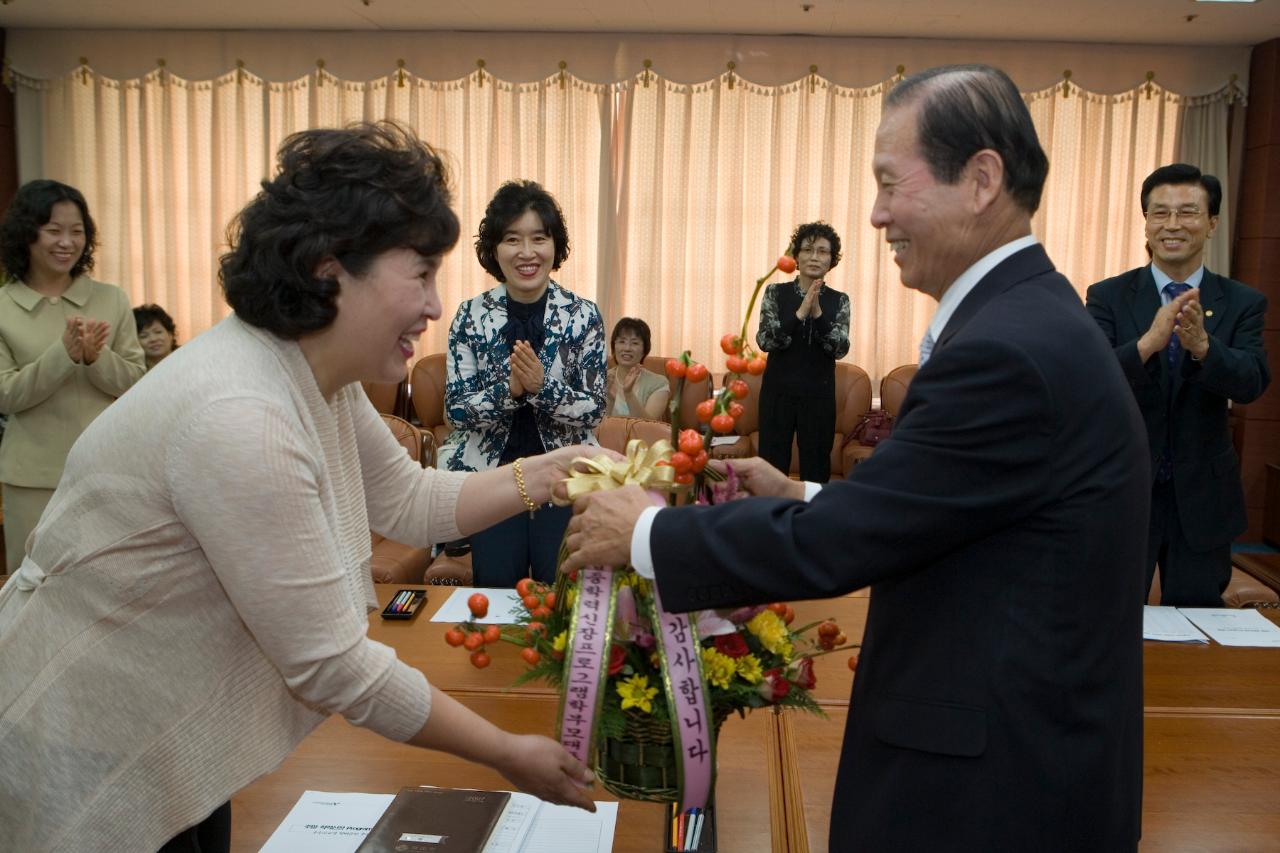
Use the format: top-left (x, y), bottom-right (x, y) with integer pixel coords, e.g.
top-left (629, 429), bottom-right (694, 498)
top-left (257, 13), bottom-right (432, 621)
top-left (1170, 271), bottom-right (1223, 401)
top-left (934, 243), bottom-right (1055, 352)
top-left (1126, 267), bottom-right (1161, 336)
top-left (1197, 271), bottom-right (1226, 338)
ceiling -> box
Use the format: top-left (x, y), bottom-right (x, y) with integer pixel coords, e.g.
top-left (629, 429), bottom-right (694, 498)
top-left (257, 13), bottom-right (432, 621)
top-left (1, 0), bottom-right (1277, 46)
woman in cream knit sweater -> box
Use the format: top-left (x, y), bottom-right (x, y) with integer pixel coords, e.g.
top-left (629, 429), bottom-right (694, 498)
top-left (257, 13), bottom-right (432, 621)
top-left (0, 124), bottom-right (600, 853)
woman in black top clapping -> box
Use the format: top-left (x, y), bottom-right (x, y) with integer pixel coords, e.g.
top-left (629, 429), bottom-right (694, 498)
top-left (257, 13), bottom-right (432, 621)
top-left (755, 221), bottom-right (851, 483)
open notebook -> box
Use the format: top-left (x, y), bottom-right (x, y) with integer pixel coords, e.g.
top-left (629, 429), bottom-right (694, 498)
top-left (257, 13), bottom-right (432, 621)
top-left (261, 787), bottom-right (618, 853)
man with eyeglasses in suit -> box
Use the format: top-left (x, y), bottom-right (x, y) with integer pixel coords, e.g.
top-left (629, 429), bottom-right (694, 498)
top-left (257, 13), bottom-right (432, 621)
top-left (1087, 163), bottom-right (1270, 607)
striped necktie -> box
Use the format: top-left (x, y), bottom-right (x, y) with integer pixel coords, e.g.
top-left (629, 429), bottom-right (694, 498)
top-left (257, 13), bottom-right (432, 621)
top-left (918, 329), bottom-right (935, 366)
top-left (1163, 282), bottom-right (1191, 372)
top-left (1155, 281), bottom-right (1191, 482)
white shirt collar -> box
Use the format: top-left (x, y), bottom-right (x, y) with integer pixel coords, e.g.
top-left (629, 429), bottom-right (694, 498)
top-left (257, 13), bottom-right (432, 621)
top-left (924, 234), bottom-right (1039, 348)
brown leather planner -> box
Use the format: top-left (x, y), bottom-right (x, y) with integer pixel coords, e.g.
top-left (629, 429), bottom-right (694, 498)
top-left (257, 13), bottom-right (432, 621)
top-left (356, 786), bottom-right (510, 852)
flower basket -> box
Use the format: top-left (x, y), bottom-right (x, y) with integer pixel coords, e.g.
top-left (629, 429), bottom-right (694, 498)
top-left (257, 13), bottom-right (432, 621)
top-left (597, 707), bottom-right (730, 802)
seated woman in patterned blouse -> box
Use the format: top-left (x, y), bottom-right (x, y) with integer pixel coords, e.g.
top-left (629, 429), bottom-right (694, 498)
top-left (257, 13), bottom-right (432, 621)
top-left (439, 181), bottom-right (607, 587)
top-left (605, 317), bottom-right (669, 420)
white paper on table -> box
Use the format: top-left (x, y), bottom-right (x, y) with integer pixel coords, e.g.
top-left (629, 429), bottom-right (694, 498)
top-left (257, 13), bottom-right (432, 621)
top-left (518, 801), bottom-right (618, 853)
top-left (430, 587), bottom-right (526, 624)
top-left (1142, 606), bottom-right (1209, 643)
top-left (708, 435), bottom-right (741, 447)
top-left (479, 792), bottom-right (539, 853)
top-left (259, 790), bottom-right (394, 853)
top-left (1178, 607), bottom-right (1280, 647)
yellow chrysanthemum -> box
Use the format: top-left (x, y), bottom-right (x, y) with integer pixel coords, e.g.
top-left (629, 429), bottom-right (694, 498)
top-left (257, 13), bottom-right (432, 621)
top-left (700, 647), bottom-right (736, 690)
top-left (746, 611), bottom-right (794, 659)
top-left (617, 674), bottom-right (659, 713)
top-left (565, 587), bottom-right (577, 609)
top-left (735, 654), bottom-right (764, 684)
top-left (552, 631), bottom-right (568, 653)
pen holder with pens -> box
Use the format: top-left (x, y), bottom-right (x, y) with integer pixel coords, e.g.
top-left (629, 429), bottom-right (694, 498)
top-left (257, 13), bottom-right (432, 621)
top-left (380, 588), bottom-right (426, 620)
top-left (665, 799), bottom-right (716, 853)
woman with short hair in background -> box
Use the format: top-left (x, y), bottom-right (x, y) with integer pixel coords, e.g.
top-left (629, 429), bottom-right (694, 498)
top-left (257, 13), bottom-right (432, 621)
top-left (606, 317), bottom-right (669, 420)
top-left (439, 180), bottom-right (607, 587)
top-left (133, 303), bottom-right (179, 370)
top-left (755, 221), bottom-right (851, 483)
top-left (0, 180), bottom-right (145, 573)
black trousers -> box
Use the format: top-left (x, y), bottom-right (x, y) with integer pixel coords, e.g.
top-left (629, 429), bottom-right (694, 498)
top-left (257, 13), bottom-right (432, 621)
top-left (158, 801), bottom-right (231, 853)
top-left (469, 502), bottom-right (572, 587)
top-left (757, 390), bottom-right (835, 484)
top-left (1147, 478), bottom-right (1231, 607)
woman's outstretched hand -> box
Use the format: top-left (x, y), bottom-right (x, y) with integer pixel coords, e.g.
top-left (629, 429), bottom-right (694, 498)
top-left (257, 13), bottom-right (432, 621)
top-left (495, 734), bottom-right (597, 812)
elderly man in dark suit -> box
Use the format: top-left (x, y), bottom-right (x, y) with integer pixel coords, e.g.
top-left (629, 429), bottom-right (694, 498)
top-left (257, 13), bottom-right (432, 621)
top-left (562, 64), bottom-right (1148, 852)
top-left (1087, 164), bottom-right (1270, 608)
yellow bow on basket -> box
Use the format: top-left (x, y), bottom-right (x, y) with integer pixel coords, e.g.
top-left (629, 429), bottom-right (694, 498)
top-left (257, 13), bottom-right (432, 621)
top-left (556, 438), bottom-right (677, 504)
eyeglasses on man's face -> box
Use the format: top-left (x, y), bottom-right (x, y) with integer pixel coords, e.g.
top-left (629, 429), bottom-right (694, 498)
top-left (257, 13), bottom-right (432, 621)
top-left (1145, 206), bottom-right (1206, 226)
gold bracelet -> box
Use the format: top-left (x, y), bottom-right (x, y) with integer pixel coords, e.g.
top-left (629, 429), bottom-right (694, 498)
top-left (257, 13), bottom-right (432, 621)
top-left (513, 457), bottom-right (538, 517)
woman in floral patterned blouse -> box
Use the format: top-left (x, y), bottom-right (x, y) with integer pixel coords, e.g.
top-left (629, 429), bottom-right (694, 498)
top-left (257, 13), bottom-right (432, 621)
top-left (439, 181), bottom-right (607, 585)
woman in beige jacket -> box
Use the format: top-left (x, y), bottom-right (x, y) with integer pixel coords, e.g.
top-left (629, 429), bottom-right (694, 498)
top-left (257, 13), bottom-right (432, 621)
top-left (0, 180), bottom-right (145, 572)
top-left (0, 124), bottom-right (601, 853)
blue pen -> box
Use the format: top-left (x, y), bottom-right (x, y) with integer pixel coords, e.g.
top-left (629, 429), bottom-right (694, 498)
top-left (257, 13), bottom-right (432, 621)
top-left (684, 808), bottom-right (697, 851)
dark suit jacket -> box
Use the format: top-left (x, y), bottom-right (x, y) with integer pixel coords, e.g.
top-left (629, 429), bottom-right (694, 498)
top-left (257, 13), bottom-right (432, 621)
top-left (651, 245), bottom-right (1148, 852)
top-left (1085, 266), bottom-right (1269, 550)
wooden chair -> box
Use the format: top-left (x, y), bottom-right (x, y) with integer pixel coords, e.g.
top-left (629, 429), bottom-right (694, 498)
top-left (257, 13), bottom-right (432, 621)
top-left (408, 353), bottom-right (451, 468)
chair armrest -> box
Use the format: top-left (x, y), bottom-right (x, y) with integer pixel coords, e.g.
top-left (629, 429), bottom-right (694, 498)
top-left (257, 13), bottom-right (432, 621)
top-left (425, 551), bottom-right (473, 586)
top-left (1221, 566), bottom-right (1280, 608)
top-left (420, 430), bottom-right (438, 468)
top-left (709, 435), bottom-right (753, 460)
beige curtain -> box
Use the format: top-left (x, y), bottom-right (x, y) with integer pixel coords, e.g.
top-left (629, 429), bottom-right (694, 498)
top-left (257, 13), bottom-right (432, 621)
top-left (1175, 88), bottom-right (1237, 275)
top-left (617, 73), bottom-right (1220, 377)
top-left (12, 65), bottom-right (608, 359)
top-left (9, 63), bottom-right (1238, 383)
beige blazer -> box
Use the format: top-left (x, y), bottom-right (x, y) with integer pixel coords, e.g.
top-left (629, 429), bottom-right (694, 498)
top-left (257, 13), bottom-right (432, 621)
top-left (0, 276), bottom-right (145, 487)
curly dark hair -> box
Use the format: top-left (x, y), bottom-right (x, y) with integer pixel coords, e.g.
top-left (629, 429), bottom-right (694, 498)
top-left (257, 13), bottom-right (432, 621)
top-left (474, 181), bottom-right (570, 282)
top-left (133, 303), bottom-right (177, 339)
top-left (0, 180), bottom-right (97, 284)
top-left (788, 221), bottom-right (842, 271)
top-left (219, 122), bottom-right (460, 339)
top-left (610, 317), bottom-right (652, 360)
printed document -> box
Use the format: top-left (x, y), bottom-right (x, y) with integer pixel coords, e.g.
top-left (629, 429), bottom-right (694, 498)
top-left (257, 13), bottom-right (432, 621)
top-left (1142, 606), bottom-right (1208, 643)
top-left (1179, 608), bottom-right (1280, 647)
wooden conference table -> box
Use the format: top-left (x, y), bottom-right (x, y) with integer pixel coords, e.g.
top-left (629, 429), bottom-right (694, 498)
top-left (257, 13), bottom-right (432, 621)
top-left (232, 587), bottom-right (1280, 852)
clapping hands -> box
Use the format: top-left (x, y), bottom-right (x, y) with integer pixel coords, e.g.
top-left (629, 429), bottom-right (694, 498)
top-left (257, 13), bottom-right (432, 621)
top-left (509, 340), bottom-right (545, 398)
top-left (796, 281), bottom-right (824, 320)
top-left (61, 317), bottom-right (111, 364)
